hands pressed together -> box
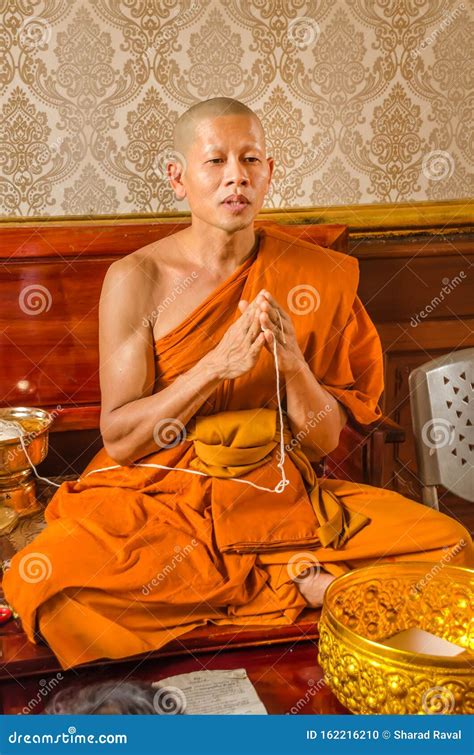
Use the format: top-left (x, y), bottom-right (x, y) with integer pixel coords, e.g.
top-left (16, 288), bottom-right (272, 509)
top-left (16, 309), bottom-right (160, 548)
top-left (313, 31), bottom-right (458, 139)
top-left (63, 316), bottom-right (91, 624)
top-left (211, 288), bottom-right (306, 381)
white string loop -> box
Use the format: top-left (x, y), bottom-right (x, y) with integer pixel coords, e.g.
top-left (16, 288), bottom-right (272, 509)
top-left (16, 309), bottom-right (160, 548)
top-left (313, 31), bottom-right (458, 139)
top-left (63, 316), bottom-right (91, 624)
top-left (4, 327), bottom-right (289, 494)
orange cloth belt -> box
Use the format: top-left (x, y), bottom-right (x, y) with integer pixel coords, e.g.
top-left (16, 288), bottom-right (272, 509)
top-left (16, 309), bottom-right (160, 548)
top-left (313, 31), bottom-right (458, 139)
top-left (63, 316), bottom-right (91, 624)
top-left (186, 407), bottom-right (371, 550)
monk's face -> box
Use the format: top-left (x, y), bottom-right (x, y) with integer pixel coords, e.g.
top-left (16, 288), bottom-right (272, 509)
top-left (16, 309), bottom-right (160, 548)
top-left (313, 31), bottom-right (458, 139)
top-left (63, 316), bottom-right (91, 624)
top-left (171, 114), bottom-right (273, 232)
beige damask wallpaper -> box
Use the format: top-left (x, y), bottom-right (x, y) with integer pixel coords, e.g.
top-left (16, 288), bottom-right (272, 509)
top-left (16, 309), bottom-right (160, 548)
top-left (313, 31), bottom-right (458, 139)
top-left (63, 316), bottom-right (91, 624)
top-left (0, 0), bottom-right (472, 218)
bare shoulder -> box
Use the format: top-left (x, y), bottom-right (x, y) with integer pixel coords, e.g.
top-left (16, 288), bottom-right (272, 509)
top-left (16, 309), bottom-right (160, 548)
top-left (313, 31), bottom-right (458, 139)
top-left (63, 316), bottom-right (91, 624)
top-left (100, 231), bottom-right (186, 327)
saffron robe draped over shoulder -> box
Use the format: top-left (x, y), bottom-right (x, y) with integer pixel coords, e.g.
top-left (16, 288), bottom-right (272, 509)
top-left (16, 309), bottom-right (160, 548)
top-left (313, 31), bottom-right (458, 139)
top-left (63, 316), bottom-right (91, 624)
top-left (4, 225), bottom-right (473, 670)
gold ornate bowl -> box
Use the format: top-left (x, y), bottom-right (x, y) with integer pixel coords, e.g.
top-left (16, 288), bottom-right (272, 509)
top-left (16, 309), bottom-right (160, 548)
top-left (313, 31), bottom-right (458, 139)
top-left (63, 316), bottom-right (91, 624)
top-left (0, 406), bottom-right (54, 519)
top-left (318, 562), bottom-right (473, 715)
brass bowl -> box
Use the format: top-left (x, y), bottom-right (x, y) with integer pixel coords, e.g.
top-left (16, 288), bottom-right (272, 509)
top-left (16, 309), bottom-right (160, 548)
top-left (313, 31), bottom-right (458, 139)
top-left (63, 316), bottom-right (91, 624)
top-left (0, 406), bottom-right (53, 475)
top-left (318, 561), bottom-right (473, 715)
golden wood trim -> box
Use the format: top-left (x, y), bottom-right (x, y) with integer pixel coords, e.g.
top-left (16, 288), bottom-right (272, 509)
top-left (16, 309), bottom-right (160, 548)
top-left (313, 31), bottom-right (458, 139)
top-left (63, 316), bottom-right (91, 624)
top-left (0, 200), bottom-right (472, 235)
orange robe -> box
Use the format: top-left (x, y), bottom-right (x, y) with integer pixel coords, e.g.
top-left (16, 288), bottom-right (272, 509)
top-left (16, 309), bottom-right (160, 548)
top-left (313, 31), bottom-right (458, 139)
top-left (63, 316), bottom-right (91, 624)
top-left (4, 225), bottom-right (473, 670)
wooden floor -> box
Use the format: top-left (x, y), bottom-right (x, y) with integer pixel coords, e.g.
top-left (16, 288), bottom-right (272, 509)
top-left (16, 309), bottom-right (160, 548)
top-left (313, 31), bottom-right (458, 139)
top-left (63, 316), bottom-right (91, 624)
top-left (0, 607), bottom-right (349, 715)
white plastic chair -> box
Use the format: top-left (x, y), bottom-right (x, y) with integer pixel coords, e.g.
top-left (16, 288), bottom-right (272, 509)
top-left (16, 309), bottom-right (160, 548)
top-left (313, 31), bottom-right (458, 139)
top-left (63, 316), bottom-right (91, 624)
top-left (409, 347), bottom-right (474, 510)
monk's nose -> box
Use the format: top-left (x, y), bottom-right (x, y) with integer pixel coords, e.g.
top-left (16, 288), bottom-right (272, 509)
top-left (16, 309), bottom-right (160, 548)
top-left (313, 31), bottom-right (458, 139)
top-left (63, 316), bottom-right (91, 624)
top-left (224, 157), bottom-right (249, 185)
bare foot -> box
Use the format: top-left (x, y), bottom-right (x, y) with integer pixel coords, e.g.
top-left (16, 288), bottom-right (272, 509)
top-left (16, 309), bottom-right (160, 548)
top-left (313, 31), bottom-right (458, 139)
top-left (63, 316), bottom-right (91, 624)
top-left (294, 568), bottom-right (336, 607)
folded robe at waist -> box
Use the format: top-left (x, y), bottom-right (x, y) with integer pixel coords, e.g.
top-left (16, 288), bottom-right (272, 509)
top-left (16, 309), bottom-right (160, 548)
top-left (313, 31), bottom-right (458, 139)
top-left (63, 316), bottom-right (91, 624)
top-left (182, 407), bottom-right (370, 553)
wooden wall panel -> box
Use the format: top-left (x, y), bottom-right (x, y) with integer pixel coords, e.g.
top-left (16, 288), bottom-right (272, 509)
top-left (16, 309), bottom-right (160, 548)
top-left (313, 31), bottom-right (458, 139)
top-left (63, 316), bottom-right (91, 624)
top-left (350, 232), bottom-right (474, 522)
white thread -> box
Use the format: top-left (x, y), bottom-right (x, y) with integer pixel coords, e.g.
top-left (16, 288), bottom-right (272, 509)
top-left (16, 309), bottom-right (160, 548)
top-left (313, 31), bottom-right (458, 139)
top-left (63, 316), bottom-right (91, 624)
top-left (5, 330), bottom-right (290, 495)
top-left (0, 420), bottom-right (64, 489)
top-left (82, 333), bottom-right (290, 494)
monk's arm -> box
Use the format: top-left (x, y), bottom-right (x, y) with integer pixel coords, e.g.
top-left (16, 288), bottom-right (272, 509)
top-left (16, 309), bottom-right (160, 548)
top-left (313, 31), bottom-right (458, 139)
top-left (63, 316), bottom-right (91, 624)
top-left (98, 260), bottom-right (223, 466)
top-left (102, 358), bottom-right (223, 466)
top-left (284, 361), bottom-right (348, 461)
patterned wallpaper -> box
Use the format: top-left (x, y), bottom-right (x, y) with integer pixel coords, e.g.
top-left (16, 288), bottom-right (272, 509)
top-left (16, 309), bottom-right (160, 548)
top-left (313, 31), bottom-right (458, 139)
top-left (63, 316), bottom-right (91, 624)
top-left (0, 0), bottom-right (472, 218)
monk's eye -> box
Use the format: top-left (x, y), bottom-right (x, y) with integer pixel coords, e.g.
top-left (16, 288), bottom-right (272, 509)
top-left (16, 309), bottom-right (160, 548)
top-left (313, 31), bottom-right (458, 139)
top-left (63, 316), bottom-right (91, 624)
top-left (245, 157), bottom-right (260, 162)
top-left (207, 158), bottom-right (223, 164)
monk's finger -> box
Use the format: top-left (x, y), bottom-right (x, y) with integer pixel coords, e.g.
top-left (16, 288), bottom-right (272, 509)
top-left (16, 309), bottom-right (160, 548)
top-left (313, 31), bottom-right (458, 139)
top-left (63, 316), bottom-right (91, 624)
top-left (262, 326), bottom-right (282, 350)
top-left (262, 324), bottom-right (285, 348)
top-left (240, 298), bottom-right (258, 324)
top-left (257, 300), bottom-right (280, 328)
top-left (248, 307), bottom-right (264, 341)
top-left (249, 330), bottom-right (266, 355)
top-left (259, 311), bottom-right (285, 345)
top-left (259, 304), bottom-right (288, 344)
top-left (262, 291), bottom-right (292, 322)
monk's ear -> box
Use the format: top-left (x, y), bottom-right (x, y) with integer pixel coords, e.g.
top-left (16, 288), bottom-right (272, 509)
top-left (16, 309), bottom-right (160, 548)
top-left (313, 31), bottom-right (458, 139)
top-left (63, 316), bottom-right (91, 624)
top-left (167, 158), bottom-right (187, 200)
top-left (266, 157), bottom-right (275, 187)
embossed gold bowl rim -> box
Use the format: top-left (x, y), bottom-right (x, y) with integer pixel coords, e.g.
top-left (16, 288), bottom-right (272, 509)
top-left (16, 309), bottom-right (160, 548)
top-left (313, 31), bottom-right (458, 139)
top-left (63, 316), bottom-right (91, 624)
top-left (321, 561), bottom-right (473, 670)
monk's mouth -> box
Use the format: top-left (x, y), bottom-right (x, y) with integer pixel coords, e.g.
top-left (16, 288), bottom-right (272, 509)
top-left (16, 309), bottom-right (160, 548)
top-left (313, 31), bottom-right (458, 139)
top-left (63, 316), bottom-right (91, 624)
top-left (222, 199), bottom-right (251, 211)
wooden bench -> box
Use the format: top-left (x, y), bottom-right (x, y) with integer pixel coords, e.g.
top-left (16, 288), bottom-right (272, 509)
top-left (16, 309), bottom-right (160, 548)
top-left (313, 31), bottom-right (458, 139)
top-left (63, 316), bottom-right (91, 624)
top-left (0, 219), bottom-right (404, 710)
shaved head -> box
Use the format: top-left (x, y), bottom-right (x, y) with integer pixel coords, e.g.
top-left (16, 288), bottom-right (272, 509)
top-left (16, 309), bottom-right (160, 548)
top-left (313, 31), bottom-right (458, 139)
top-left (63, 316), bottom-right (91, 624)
top-left (173, 97), bottom-right (265, 158)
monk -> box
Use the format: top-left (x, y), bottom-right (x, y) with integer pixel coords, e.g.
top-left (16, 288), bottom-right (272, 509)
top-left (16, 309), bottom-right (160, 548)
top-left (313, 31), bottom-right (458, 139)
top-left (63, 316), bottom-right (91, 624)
top-left (3, 97), bottom-right (473, 670)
